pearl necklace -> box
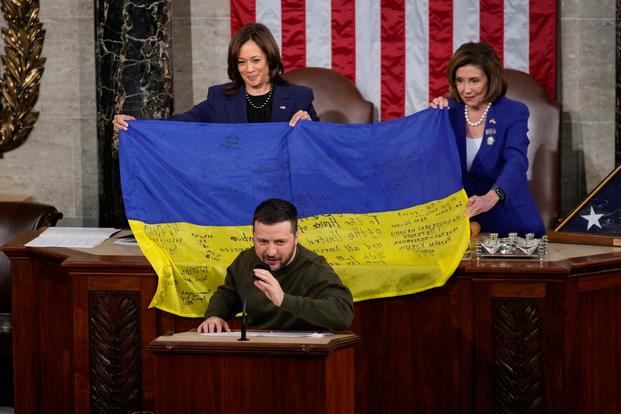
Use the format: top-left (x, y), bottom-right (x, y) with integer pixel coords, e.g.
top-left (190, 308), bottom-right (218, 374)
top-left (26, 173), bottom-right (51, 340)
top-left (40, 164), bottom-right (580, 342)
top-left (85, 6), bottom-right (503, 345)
top-left (245, 83), bottom-right (273, 109)
top-left (464, 102), bottom-right (491, 127)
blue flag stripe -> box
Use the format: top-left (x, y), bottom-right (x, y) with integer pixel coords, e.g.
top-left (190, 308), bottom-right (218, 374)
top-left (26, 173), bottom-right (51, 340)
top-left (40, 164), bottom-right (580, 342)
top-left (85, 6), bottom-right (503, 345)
top-left (120, 110), bottom-right (462, 226)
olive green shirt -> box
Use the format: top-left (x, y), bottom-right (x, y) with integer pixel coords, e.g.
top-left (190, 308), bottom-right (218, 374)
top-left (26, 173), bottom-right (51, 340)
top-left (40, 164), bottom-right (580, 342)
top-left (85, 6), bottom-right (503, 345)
top-left (205, 244), bottom-right (354, 330)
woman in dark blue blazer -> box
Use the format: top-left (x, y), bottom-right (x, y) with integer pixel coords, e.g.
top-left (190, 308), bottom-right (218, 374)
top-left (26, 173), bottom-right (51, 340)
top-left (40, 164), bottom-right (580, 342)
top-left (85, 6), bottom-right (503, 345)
top-left (113, 23), bottom-right (318, 130)
top-left (431, 42), bottom-right (544, 236)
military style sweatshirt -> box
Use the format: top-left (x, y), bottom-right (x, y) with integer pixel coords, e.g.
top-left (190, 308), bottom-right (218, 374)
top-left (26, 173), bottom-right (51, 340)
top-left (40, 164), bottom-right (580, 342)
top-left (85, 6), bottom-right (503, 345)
top-left (205, 244), bottom-right (354, 331)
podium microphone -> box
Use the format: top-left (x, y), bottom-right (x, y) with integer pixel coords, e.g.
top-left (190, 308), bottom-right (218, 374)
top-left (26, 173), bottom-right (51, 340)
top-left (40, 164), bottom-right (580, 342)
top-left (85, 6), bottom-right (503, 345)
top-left (239, 262), bottom-right (272, 341)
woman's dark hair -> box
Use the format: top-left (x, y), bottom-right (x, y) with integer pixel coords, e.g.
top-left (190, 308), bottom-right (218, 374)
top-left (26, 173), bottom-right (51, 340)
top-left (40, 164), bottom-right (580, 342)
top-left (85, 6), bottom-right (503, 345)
top-left (446, 42), bottom-right (507, 104)
top-left (253, 198), bottom-right (298, 234)
top-left (226, 23), bottom-right (286, 96)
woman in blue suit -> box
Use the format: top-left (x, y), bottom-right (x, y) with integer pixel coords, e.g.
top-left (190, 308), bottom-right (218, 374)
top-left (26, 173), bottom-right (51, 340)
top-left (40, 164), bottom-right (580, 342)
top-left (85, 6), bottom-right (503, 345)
top-left (113, 23), bottom-right (318, 130)
top-left (431, 42), bottom-right (544, 236)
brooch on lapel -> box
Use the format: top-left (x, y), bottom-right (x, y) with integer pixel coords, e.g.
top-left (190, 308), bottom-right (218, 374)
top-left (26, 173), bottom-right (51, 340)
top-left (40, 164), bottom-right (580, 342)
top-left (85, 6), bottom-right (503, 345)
top-left (485, 127), bottom-right (496, 146)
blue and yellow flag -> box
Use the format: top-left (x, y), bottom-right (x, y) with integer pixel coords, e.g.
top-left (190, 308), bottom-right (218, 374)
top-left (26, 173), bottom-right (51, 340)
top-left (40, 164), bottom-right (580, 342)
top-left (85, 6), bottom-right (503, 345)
top-left (119, 110), bottom-right (469, 317)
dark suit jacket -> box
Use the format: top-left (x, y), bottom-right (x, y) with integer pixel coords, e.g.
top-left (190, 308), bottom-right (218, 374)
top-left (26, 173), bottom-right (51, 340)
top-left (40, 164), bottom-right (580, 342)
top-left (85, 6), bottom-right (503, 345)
top-left (448, 97), bottom-right (545, 236)
top-left (171, 82), bottom-right (319, 123)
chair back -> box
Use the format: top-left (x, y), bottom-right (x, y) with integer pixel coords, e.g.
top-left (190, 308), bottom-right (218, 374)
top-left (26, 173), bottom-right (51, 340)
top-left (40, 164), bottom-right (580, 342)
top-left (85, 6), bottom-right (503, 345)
top-left (504, 69), bottom-right (560, 229)
top-left (0, 202), bottom-right (63, 312)
top-left (284, 67), bottom-right (375, 124)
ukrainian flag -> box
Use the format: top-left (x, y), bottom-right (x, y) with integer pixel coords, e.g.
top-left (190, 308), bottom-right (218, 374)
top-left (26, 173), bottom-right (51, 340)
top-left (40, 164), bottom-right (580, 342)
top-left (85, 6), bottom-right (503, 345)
top-left (120, 110), bottom-right (469, 317)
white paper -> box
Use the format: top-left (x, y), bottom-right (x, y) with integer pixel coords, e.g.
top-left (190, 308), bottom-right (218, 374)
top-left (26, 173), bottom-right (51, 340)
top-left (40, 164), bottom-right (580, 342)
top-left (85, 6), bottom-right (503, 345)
top-left (25, 227), bottom-right (120, 248)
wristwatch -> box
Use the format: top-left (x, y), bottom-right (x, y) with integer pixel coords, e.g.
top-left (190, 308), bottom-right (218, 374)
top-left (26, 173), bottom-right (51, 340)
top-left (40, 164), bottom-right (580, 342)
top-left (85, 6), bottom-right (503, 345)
top-left (493, 186), bottom-right (506, 203)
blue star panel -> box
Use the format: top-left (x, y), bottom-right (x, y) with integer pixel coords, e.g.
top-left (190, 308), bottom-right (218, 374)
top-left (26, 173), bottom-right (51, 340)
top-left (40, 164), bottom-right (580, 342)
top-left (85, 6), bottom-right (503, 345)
top-left (561, 166), bottom-right (621, 235)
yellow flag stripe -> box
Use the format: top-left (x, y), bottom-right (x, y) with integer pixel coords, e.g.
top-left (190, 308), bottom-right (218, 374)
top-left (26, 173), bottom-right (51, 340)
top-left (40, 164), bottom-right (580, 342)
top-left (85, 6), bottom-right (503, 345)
top-left (129, 189), bottom-right (469, 317)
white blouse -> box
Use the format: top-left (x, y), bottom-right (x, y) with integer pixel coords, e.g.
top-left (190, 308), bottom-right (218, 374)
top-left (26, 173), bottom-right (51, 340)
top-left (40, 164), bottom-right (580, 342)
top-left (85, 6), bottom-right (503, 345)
top-left (466, 136), bottom-right (483, 171)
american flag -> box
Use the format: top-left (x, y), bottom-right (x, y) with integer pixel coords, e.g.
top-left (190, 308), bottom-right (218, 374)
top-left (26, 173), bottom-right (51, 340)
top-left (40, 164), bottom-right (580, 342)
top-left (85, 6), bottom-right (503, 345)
top-left (231, 0), bottom-right (557, 121)
top-left (558, 166), bottom-right (621, 236)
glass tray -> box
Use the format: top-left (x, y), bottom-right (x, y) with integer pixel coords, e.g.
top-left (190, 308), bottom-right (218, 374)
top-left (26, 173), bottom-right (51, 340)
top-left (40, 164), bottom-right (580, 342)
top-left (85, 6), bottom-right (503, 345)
top-left (473, 233), bottom-right (548, 259)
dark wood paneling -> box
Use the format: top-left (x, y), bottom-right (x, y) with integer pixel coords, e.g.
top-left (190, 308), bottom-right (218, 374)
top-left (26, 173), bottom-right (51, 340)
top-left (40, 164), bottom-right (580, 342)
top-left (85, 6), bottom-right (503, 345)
top-left (152, 350), bottom-right (355, 414)
top-left (492, 298), bottom-right (545, 413)
top-left (352, 279), bottom-right (473, 414)
top-left (35, 258), bottom-right (74, 413)
top-left (577, 284), bottom-right (621, 413)
top-left (10, 257), bottom-right (39, 413)
top-left (4, 233), bottom-right (621, 413)
top-left (89, 292), bottom-right (142, 413)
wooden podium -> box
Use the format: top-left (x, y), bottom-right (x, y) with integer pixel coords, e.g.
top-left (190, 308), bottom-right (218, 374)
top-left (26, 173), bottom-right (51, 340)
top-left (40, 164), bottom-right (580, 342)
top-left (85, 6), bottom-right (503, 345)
top-left (148, 331), bottom-right (360, 414)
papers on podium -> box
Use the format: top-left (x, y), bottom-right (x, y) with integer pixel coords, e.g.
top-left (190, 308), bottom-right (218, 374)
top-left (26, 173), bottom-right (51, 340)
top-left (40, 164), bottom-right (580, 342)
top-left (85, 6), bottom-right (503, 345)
top-left (25, 227), bottom-right (119, 248)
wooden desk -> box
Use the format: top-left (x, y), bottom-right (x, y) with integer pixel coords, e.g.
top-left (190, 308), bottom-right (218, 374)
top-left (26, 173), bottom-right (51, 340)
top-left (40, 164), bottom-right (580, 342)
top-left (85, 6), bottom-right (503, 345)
top-left (3, 231), bottom-right (621, 413)
top-left (148, 331), bottom-right (359, 414)
top-left (0, 194), bottom-right (32, 202)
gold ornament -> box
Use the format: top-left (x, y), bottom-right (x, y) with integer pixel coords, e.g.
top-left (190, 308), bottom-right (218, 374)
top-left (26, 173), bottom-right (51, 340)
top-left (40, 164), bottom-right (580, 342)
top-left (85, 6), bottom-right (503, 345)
top-left (0, 0), bottom-right (45, 157)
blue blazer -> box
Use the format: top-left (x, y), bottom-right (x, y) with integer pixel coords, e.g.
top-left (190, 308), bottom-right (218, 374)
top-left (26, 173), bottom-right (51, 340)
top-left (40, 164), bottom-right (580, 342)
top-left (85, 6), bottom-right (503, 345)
top-left (448, 97), bottom-right (545, 236)
top-left (171, 82), bottom-right (319, 123)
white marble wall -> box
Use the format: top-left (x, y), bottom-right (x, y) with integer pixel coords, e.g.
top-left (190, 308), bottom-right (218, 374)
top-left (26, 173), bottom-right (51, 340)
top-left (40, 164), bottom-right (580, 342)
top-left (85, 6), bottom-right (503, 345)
top-left (560, 0), bottom-right (616, 213)
top-left (0, 0), bottom-right (614, 225)
top-left (172, 0), bottom-right (230, 113)
top-left (0, 0), bottom-right (97, 226)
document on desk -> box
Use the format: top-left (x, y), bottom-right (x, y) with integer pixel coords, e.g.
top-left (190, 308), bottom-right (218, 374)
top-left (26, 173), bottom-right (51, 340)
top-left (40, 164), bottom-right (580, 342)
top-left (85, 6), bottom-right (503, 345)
top-left (200, 331), bottom-right (332, 338)
top-left (25, 227), bottom-right (120, 248)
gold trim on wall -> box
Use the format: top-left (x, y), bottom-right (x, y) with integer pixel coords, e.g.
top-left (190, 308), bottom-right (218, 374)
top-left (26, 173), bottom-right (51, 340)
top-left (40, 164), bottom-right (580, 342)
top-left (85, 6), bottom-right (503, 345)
top-left (0, 0), bottom-right (45, 158)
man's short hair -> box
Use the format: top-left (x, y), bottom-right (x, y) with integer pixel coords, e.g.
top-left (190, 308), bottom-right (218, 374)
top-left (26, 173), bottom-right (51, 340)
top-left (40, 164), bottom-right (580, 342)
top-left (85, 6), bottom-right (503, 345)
top-left (253, 198), bottom-right (298, 233)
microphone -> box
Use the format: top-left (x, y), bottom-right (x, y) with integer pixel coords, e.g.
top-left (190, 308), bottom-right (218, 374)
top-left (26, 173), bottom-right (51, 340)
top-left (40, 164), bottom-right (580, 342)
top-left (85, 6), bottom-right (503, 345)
top-left (253, 261), bottom-right (271, 281)
top-left (239, 262), bottom-right (271, 341)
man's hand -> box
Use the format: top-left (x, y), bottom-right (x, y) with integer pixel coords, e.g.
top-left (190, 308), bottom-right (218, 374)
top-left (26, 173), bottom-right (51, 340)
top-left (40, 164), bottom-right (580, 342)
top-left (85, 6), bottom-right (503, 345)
top-left (253, 268), bottom-right (285, 307)
top-left (197, 316), bottom-right (230, 333)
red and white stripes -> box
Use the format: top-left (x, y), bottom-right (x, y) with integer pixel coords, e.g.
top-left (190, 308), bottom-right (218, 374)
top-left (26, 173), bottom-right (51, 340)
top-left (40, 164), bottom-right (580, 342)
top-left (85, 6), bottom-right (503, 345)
top-left (231, 0), bottom-right (556, 121)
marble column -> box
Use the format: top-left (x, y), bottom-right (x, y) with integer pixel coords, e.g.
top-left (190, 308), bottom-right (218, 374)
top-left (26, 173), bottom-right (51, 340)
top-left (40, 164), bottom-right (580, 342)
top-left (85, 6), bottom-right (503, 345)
top-left (95, 0), bottom-right (173, 227)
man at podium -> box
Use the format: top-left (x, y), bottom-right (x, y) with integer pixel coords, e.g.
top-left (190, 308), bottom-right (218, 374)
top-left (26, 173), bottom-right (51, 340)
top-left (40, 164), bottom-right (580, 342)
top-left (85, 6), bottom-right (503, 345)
top-left (197, 198), bottom-right (354, 333)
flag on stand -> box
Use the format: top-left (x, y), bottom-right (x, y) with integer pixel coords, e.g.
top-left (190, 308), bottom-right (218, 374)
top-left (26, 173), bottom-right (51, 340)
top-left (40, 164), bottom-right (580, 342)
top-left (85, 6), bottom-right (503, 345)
top-left (556, 165), bottom-right (621, 236)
